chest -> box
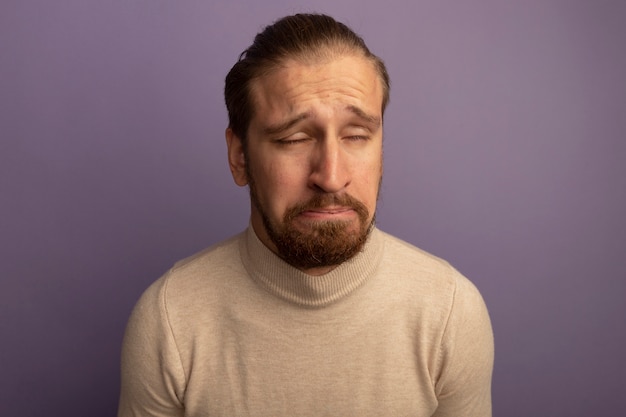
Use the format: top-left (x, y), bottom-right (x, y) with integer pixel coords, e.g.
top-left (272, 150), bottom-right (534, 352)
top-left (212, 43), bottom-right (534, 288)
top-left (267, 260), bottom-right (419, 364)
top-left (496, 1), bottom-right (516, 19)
top-left (179, 309), bottom-right (439, 417)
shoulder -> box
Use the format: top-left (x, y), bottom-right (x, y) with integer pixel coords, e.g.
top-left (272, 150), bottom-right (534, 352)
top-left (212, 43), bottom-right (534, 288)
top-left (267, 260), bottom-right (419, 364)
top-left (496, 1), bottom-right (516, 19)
top-left (376, 229), bottom-right (487, 314)
top-left (134, 232), bottom-right (246, 318)
top-left (375, 229), bottom-right (494, 374)
top-left (378, 229), bottom-right (459, 286)
top-left (169, 232), bottom-right (243, 277)
top-left (379, 230), bottom-right (453, 271)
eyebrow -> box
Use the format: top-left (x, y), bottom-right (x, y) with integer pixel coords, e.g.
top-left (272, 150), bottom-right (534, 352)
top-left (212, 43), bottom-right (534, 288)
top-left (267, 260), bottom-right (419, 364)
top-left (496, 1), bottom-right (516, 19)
top-left (262, 113), bottom-right (311, 136)
top-left (346, 105), bottom-right (382, 129)
top-left (261, 105), bottom-right (382, 137)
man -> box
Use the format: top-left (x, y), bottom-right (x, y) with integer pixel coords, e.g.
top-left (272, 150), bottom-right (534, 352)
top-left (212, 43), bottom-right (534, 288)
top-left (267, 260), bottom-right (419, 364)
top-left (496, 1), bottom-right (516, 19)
top-left (118, 13), bottom-right (494, 417)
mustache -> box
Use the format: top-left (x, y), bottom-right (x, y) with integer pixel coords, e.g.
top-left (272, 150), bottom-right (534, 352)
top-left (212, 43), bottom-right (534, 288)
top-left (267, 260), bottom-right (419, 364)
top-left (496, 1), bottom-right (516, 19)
top-left (284, 193), bottom-right (369, 221)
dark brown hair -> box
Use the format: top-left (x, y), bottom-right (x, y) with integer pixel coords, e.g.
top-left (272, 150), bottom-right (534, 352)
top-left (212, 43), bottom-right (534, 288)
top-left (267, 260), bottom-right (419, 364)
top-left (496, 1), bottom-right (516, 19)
top-left (224, 13), bottom-right (390, 144)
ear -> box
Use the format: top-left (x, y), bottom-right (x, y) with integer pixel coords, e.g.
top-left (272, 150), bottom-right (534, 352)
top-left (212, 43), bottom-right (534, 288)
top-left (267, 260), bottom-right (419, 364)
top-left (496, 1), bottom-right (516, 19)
top-left (225, 128), bottom-right (248, 186)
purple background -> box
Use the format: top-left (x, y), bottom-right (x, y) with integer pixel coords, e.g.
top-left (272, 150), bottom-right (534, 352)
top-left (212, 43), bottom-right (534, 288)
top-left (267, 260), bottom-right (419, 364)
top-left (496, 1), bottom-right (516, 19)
top-left (2, 1), bottom-right (625, 416)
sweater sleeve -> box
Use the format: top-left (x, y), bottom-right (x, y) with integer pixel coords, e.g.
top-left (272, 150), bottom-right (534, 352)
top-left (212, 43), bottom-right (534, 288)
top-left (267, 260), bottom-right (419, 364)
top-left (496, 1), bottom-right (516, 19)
top-left (118, 274), bottom-right (186, 417)
top-left (432, 272), bottom-right (494, 417)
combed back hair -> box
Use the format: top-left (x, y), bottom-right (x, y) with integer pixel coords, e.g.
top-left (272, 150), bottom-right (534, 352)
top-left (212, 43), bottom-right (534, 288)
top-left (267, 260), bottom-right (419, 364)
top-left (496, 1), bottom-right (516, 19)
top-left (224, 13), bottom-right (390, 144)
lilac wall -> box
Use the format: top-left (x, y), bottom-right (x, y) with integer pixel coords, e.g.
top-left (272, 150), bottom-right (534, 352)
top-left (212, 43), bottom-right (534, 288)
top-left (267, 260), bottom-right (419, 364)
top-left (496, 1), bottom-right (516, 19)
top-left (2, 1), bottom-right (625, 415)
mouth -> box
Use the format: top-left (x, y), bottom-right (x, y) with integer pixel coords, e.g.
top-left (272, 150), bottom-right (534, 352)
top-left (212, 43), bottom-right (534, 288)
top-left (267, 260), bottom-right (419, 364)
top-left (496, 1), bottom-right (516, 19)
top-left (299, 207), bottom-right (356, 220)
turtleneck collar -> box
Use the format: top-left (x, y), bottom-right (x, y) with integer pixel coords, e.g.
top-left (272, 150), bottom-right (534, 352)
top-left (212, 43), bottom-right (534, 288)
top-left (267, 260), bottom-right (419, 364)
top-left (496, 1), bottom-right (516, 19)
top-left (239, 225), bottom-right (384, 308)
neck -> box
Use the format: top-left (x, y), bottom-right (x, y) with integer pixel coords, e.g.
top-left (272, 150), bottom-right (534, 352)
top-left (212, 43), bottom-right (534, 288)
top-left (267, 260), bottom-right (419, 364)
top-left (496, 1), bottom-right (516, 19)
top-left (240, 225), bottom-right (383, 307)
top-left (250, 218), bottom-right (339, 275)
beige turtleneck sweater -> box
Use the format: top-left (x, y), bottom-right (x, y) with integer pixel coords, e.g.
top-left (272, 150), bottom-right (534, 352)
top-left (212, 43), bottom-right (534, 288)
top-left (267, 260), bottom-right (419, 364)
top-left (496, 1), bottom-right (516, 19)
top-left (118, 227), bottom-right (493, 416)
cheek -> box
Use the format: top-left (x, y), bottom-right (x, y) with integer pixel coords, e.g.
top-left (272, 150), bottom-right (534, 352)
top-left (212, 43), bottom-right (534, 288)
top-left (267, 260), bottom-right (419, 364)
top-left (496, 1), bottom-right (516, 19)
top-left (358, 155), bottom-right (383, 188)
top-left (254, 162), bottom-right (304, 212)
top-left (359, 160), bottom-right (383, 212)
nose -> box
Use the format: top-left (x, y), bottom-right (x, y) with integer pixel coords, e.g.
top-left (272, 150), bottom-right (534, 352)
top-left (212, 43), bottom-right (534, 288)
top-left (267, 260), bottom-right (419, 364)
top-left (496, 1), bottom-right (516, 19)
top-left (308, 138), bottom-right (350, 193)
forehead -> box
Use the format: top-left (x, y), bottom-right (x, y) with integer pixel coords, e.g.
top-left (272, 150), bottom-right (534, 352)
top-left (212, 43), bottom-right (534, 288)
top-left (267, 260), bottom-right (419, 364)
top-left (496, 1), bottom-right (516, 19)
top-left (248, 55), bottom-right (384, 125)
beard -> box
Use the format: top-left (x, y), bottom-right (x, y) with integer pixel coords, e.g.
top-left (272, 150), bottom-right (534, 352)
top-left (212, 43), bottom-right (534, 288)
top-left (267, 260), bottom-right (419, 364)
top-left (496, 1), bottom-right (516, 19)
top-left (248, 179), bottom-right (375, 270)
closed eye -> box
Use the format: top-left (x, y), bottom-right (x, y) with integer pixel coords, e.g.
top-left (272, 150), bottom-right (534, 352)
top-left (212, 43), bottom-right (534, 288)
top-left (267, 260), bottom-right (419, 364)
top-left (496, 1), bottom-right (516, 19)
top-left (345, 135), bottom-right (370, 141)
top-left (274, 136), bottom-right (311, 146)
top-left (342, 124), bottom-right (373, 142)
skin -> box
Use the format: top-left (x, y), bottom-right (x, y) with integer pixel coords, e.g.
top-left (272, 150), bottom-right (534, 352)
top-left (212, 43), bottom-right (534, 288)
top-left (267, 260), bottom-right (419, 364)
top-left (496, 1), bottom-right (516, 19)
top-left (226, 53), bottom-right (384, 275)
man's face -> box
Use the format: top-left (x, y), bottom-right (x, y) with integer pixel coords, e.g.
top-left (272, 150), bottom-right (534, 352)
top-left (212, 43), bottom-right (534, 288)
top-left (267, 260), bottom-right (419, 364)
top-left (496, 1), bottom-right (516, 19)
top-left (227, 54), bottom-right (384, 274)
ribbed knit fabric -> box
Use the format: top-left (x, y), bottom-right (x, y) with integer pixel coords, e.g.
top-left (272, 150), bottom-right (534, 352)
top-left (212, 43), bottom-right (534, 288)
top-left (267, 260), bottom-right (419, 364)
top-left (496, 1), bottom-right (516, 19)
top-left (240, 226), bottom-right (383, 306)
top-left (118, 227), bottom-right (493, 417)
